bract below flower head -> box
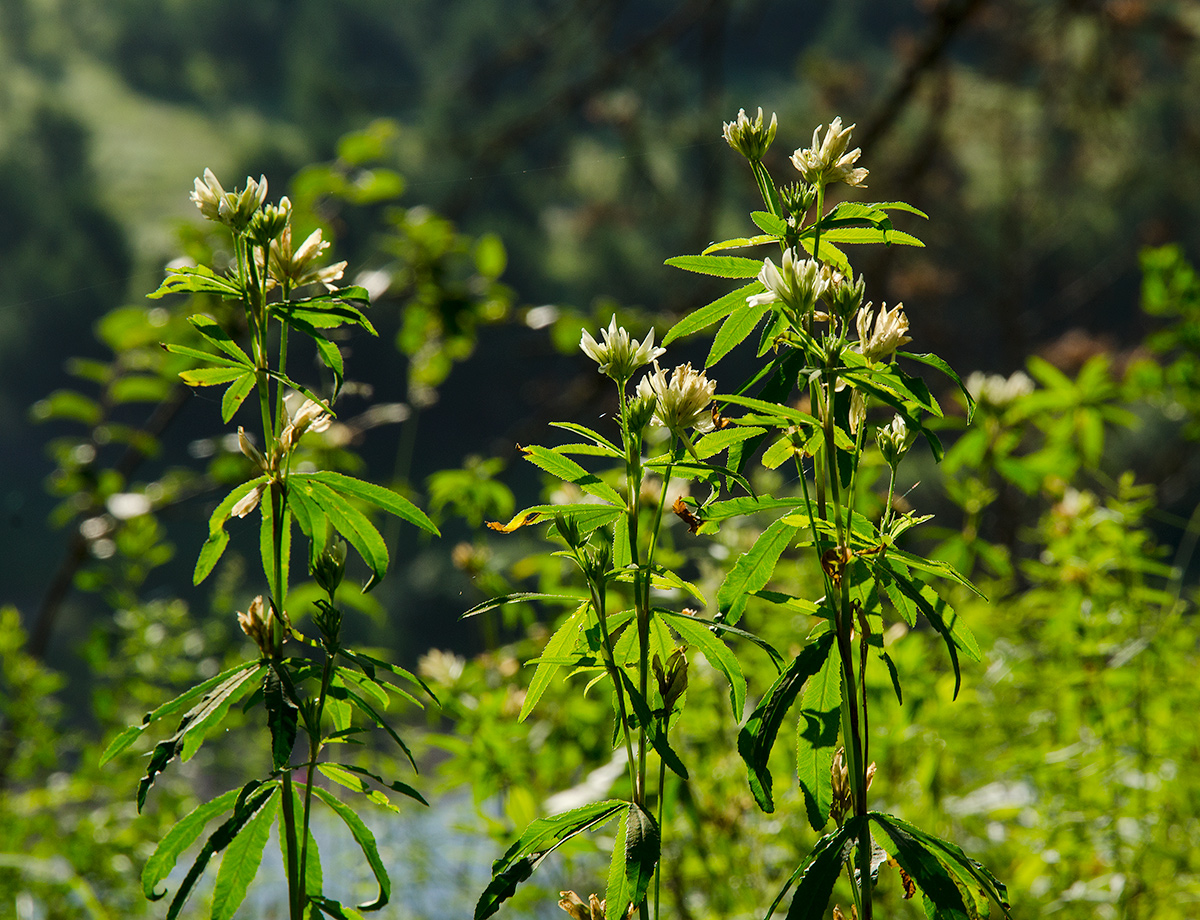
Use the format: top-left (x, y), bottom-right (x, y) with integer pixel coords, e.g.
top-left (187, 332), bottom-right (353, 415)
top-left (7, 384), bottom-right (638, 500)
top-left (747, 248), bottom-right (828, 317)
top-left (722, 107), bottom-right (777, 161)
top-left (790, 117), bottom-right (869, 189)
top-left (855, 302), bottom-right (911, 362)
top-left (580, 316), bottom-right (665, 381)
top-left (636, 361), bottom-right (717, 435)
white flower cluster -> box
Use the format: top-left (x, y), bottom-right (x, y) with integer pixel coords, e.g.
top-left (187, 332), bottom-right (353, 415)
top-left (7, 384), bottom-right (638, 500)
top-left (580, 316), bottom-right (665, 382)
top-left (790, 117), bottom-right (868, 189)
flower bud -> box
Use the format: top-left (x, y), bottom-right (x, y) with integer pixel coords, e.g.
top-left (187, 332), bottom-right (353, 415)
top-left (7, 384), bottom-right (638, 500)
top-left (626, 391), bottom-right (658, 433)
top-left (722, 107), bottom-right (778, 162)
top-left (312, 598), bottom-right (342, 647)
top-left (876, 415), bottom-right (917, 468)
top-left (238, 426), bottom-right (269, 472)
top-left (653, 646), bottom-right (689, 711)
top-left (312, 532), bottom-right (348, 594)
top-left (238, 595), bottom-right (273, 657)
top-left (781, 181), bottom-right (818, 216)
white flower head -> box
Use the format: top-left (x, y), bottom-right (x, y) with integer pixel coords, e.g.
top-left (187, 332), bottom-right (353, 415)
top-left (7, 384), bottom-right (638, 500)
top-left (855, 302), bottom-right (912, 362)
top-left (876, 414), bottom-right (917, 467)
top-left (191, 168), bottom-right (268, 230)
top-left (269, 222), bottom-right (347, 291)
top-left (747, 248), bottom-right (829, 317)
top-left (636, 361), bottom-right (717, 435)
top-left (580, 316), bottom-right (665, 381)
top-left (722, 107), bottom-right (778, 161)
top-left (964, 370), bottom-right (1035, 410)
top-left (790, 117), bottom-right (869, 189)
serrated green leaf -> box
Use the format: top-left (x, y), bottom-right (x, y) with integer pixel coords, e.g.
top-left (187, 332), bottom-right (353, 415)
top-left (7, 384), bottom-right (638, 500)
top-left (717, 517), bottom-right (799, 625)
top-left (476, 801), bottom-right (626, 920)
top-left (271, 297), bottom-right (377, 336)
top-left (706, 299), bottom-right (772, 367)
top-left (870, 815), bottom-right (971, 919)
top-left (311, 787), bottom-right (391, 911)
top-left (779, 818), bottom-right (863, 920)
top-left (136, 666), bottom-right (265, 811)
top-left (818, 226), bottom-right (924, 247)
top-left (220, 371), bottom-right (257, 423)
top-left (211, 787), bottom-right (280, 920)
top-left (717, 392), bottom-right (820, 428)
top-left (605, 804), bottom-right (659, 920)
top-left (663, 282), bottom-right (764, 345)
top-left (899, 351), bottom-right (975, 422)
top-left (692, 426), bottom-right (765, 460)
top-left (663, 254), bottom-right (764, 278)
top-left (143, 788), bottom-right (240, 900)
top-left (520, 445), bottom-right (623, 507)
top-left (738, 632), bottom-right (836, 812)
top-left (461, 592), bottom-right (589, 620)
top-left (700, 235), bottom-right (776, 255)
top-left (188, 314), bottom-right (252, 364)
top-left (281, 313), bottom-right (345, 394)
top-left (293, 478), bottom-right (389, 590)
top-left (550, 421), bottom-right (622, 457)
top-left (520, 602), bottom-right (590, 721)
top-left (796, 643), bottom-right (842, 832)
top-left (100, 661), bottom-right (261, 766)
top-left (299, 470), bottom-right (438, 535)
top-left (750, 210), bottom-right (787, 235)
top-left (149, 264), bottom-right (243, 300)
top-left (164, 783), bottom-right (277, 920)
top-left (319, 762), bottom-right (428, 807)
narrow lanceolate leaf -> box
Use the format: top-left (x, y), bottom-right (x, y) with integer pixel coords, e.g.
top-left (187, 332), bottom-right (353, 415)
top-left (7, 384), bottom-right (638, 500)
top-left (318, 762), bottom-right (429, 807)
top-left (716, 393), bottom-right (820, 429)
top-left (520, 445), bottom-right (623, 507)
top-left (550, 421), bottom-right (622, 457)
top-left (137, 666), bottom-right (266, 811)
top-left (311, 787), bottom-right (392, 911)
top-left (869, 815), bottom-right (971, 919)
top-left (663, 254), bottom-right (764, 279)
top-left (461, 592), bottom-right (589, 620)
top-left (871, 812), bottom-right (1011, 918)
top-left (716, 517), bottom-right (799, 625)
top-left (884, 564), bottom-right (979, 698)
top-left (476, 801), bottom-right (626, 920)
top-left (738, 632), bottom-right (836, 813)
top-left (271, 296), bottom-right (377, 336)
top-left (179, 366), bottom-right (249, 387)
top-left (701, 235), bottom-right (776, 255)
top-left (143, 788), bottom-right (241, 899)
top-left (149, 264), bottom-right (242, 299)
top-left (194, 477), bottom-right (269, 586)
top-left (100, 661), bottom-right (262, 766)
top-left (279, 313), bottom-right (345, 394)
top-left (658, 610), bottom-right (746, 718)
top-left (780, 818), bottom-right (863, 920)
top-left (294, 477), bottom-right (390, 590)
top-left (706, 299), bottom-right (772, 367)
top-left (899, 350), bottom-right (976, 423)
top-left (521, 602), bottom-right (590, 721)
top-left (220, 371), bottom-right (257, 423)
top-left (692, 427), bottom-right (765, 460)
top-left (188, 314), bottom-right (252, 364)
top-left (663, 281), bottom-right (764, 345)
top-left (165, 783), bottom-right (278, 920)
top-left (211, 786), bottom-right (280, 920)
top-left (796, 643), bottom-right (842, 832)
top-left (300, 470), bottom-right (438, 535)
top-left (605, 804), bottom-right (660, 920)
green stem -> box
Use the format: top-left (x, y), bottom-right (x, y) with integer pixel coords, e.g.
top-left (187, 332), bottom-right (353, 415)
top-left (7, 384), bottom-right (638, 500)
top-left (280, 770), bottom-right (302, 920)
top-left (299, 616), bottom-right (337, 906)
top-left (749, 159), bottom-right (782, 218)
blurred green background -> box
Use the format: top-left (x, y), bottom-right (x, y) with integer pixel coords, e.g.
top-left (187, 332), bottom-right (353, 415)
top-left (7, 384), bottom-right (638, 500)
top-left (3, 0), bottom-right (1200, 917)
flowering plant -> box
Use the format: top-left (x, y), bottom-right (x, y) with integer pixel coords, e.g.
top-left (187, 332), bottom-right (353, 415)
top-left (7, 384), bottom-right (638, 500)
top-left (650, 114), bottom-right (1011, 920)
top-left (101, 171), bottom-right (439, 920)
